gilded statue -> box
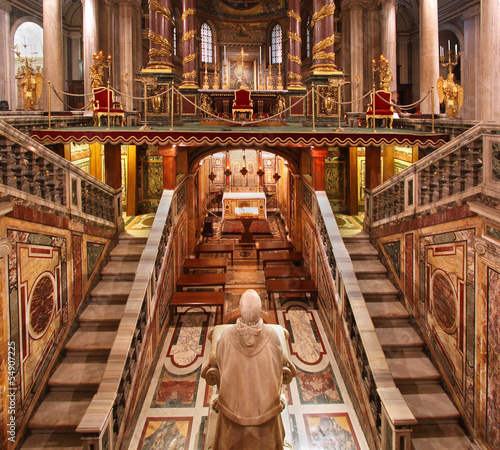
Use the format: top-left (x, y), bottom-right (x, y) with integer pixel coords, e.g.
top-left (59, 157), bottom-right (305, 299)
top-left (437, 72), bottom-right (464, 119)
top-left (20, 66), bottom-right (43, 111)
top-left (90, 51), bottom-right (111, 89)
top-left (274, 95), bottom-right (286, 115)
top-left (200, 93), bottom-right (213, 118)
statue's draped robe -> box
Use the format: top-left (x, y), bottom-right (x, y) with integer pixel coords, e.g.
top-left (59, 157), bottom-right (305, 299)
top-left (213, 319), bottom-right (287, 449)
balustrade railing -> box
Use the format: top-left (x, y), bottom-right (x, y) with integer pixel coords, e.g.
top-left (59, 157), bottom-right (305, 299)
top-left (312, 187), bottom-right (416, 449)
top-left (0, 119), bottom-right (121, 226)
top-left (366, 123), bottom-right (500, 227)
top-left (77, 182), bottom-right (184, 449)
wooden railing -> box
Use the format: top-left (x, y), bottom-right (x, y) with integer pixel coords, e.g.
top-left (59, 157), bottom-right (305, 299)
top-left (0, 119), bottom-right (122, 226)
top-left (77, 180), bottom-right (188, 449)
top-left (309, 186), bottom-right (416, 449)
top-left (365, 123), bottom-right (500, 228)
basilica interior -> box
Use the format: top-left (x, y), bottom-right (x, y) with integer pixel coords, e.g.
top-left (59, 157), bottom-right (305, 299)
top-left (0, 0), bottom-right (499, 449)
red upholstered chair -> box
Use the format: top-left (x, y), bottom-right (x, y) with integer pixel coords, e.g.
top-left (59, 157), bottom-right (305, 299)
top-left (232, 88), bottom-right (254, 121)
top-left (92, 87), bottom-right (125, 127)
top-left (366, 90), bottom-right (394, 129)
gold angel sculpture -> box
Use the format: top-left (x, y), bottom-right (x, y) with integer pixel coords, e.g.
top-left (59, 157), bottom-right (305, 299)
top-left (437, 72), bottom-right (463, 119)
top-left (20, 66), bottom-right (43, 111)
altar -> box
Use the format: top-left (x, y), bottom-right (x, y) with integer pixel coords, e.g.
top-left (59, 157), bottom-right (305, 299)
top-left (222, 192), bottom-right (266, 220)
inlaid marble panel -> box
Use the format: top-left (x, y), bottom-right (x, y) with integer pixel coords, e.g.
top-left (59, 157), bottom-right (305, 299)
top-left (486, 225), bottom-right (500, 243)
top-left (492, 142), bottom-right (500, 182)
top-left (296, 363), bottom-right (343, 404)
top-left (86, 242), bottom-right (104, 281)
top-left (383, 240), bottom-right (401, 278)
top-left (317, 253), bottom-right (334, 329)
top-left (151, 367), bottom-right (200, 408)
top-left (487, 268), bottom-right (500, 448)
top-left (158, 256), bottom-right (174, 329)
top-left (405, 233), bottom-right (414, 309)
top-left (326, 160), bottom-right (346, 202)
top-left (138, 417), bottom-right (192, 449)
top-left (303, 413), bottom-right (360, 449)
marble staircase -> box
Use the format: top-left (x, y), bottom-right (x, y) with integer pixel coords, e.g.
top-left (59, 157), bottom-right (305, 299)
top-left (21, 231), bottom-right (147, 449)
top-left (342, 230), bottom-right (472, 449)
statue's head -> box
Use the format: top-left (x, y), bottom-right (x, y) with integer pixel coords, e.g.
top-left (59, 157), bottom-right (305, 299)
top-left (239, 289), bottom-right (262, 325)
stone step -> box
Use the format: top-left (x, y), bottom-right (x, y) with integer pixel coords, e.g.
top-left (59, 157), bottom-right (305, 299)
top-left (79, 304), bottom-right (125, 326)
top-left (48, 358), bottom-right (106, 391)
top-left (386, 353), bottom-right (441, 385)
top-left (367, 302), bottom-right (410, 325)
top-left (344, 242), bottom-right (378, 260)
top-left (411, 424), bottom-right (472, 449)
top-left (65, 330), bottom-right (116, 356)
top-left (358, 278), bottom-right (399, 301)
top-left (89, 280), bottom-right (133, 303)
top-left (352, 259), bottom-right (387, 279)
top-left (118, 229), bottom-right (150, 244)
top-left (110, 243), bottom-right (145, 261)
top-left (376, 327), bottom-right (424, 351)
top-left (28, 391), bottom-right (93, 432)
top-left (340, 230), bottom-right (370, 242)
top-left (399, 385), bottom-right (461, 424)
top-left (101, 260), bottom-right (139, 280)
top-left (22, 432), bottom-right (83, 449)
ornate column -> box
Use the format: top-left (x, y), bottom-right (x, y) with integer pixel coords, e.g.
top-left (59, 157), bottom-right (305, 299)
top-left (0, 1), bottom-right (12, 107)
top-left (310, 0), bottom-right (337, 74)
top-left (287, 0), bottom-right (303, 88)
top-left (344, 1), bottom-right (364, 112)
top-left (119, 0), bottom-right (137, 112)
top-left (158, 145), bottom-right (177, 189)
top-left (147, 0), bottom-right (174, 70)
top-left (462, 6), bottom-right (479, 120)
top-left (311, 148), bottom-right (328, 191)
top-left (43, 0), bottom-right (64, 111)
top-left (480, 0), bottom-right (500, 122)
top-left (69, 31), bottom-right (82, 80)
top-left (398, 33), bottom-right (410, 85)
top-left (419, 0), bottom-right (439, 113)
top-left (180, 0), bottom-right (197, 88)
top-left (380, 0), bottom-right (397, 92)
top-left (82, 0), bottom-right (99, 98)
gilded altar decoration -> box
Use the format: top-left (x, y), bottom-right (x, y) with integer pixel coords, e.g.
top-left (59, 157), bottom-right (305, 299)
top-left (274, 95), bottom-right (286, 114)
top-left (182, 29), bottom-right (197, 43)
top-left (372, 55), bottom-right (392, 91)
top-left (287, 10), bottom-right (301, 22)
top-left (183, 53), bottom-right (197, 66)
top-left (89, 51), bottom-right (111, 89)
top-left (287, 31), bottom-right (302, 44)
top-left (288, 54), bottom-right (302, 66)
top-left (148, 31), bottom-right (173, 50)
top-left (181, 8), bottom-right (195, 21)
top-left (184, 70), bottom-right (197, 80)
top-left (437, 49), bottom-right (463, 119)
top-left (200, 93), bottom-right (214, 118)
top-left (149, 0), bottom-right (174, 23)
top-left (310, 3), bottom-right (336, 28)
top-left (16, 49), bottom-right (43, 111)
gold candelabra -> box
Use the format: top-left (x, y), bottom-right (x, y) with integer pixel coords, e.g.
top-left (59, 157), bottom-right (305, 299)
top-left (203, 63), bottom-right (209, 90)
top-left (277, 63), bottom-right (283, 91)
top-left (440, 49), bottom-right (459, 74)
top-left (258, 64), bottom-right (264, 91)
top-left (371, 55), bottom-right (392, 92)
top-left (222, 63), bottom-right (229, 90)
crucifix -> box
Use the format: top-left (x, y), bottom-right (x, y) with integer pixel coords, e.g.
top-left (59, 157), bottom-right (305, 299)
top-left (239, 47), bottom-right (249, 89)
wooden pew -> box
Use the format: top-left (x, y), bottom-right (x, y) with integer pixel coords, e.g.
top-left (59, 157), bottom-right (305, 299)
top-left (255, 241), bottom-right (294, 264)
top-left (266, 279), bottom-right (318, 309)
top-left (261, 251), bottom-right (304, 268)
top-left (264, 266), bottom-right (311, 280)
top-left (176, 273), bottom-right (227, 291)
top-left (170, 291), bottom-right (225, 324)
top-left (183, 258), bottom-right (228, 274)
top-left (195, 243), bottom-right (235, 265)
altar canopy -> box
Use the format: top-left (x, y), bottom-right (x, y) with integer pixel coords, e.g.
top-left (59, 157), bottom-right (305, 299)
top-left (222, 192), bottom-right (266, 220)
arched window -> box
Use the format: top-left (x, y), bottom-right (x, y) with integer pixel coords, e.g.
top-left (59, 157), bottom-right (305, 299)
top-left (306, 17), bottom-right (311, 58)
top-left (173, 17), bottom-right (177, 56)
top-left (201, 23), bottom-right (213, 64)
top-left (270, 24), bottom-right (282, 65)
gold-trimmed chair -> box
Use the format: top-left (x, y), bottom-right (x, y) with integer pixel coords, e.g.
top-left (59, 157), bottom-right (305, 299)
top-left (366, 89), bottom-right (394, 129)
top-left (91, 87), bottom-right (125, 127)
top-left (232, 88), bottom-right (254, 121)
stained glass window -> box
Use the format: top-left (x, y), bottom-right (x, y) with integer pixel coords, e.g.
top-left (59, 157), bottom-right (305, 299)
top-left (271, 24), bottom-right (282, 65)
top-left (306, 17), bottom-right (311, 58)
top-left (201, 23), bottom-right (213, 64)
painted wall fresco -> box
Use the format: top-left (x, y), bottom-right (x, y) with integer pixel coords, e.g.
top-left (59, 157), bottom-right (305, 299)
top-left (383, 241), bottom-right (401, 278)
top-left (419, 229), bottom-right (476, 423)
top-left (139, 152), bottom-right (163, 214)
top-left (326, 157), bottom-right (347, 213)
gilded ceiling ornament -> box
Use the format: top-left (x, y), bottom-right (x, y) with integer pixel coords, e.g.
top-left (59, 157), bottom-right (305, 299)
top-left (181, 8), bottom-right (195, 21)
top-left (288, 54), bottom-right (302, 65)
top-left (287, 10), bottom-right (301, 22)
top-left (182, 29), bottom-right (197, 43)
top-left (148, 31), bottom-right (173, 50)
top-left (312, 35), bottom-right (335, 54)
top-left (184, 70), bottom-right (197, 79)
top-left (287, 31), bottom-right (302, 44)
top-left (182, 53), bottom-right (197, 66)
top-left (313, 51), bottom-right (336, 62)
top-left (310, 3), bottom-right (336, 28)
top-left (149, 0), bottom-right (175, 24)
top-left (149, 48), bottom-right (172, 59)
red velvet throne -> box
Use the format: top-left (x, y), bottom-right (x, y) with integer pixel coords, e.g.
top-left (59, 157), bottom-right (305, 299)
top-left (366, 90), bottom-right (394, 129)
top-left (232, 88), bottom-right (254, 121)
top-left (92, 88), bottom-right (125, 127)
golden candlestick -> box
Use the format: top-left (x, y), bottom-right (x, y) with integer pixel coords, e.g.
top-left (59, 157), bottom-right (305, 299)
top-left (277, 63), bottom-right (283, 90)
top-left (239, 47), bottom-right (249, 89)
top-left (258, 64), bottom-right (264, 91)
top-left (212, 66), bottom-right (220, 90)
top-left (203, 63), bottom-right (209, 90)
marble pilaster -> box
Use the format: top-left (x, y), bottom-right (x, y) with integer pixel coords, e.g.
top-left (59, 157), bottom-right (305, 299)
top-left (0, 1), bottom-right (12, 107)
top-left (119, 0), bottom-right (136, 112)
top-left (82, 0), bottom-right (99, 98)
top-left (348, 4), bottom-right (364, 112)
top-left (419, 0), bottom-right (439, 113)
top-left (287, 0), bottom-right (303, 88)
top-left (480, 0), bottom-right (500, 121)
top-left (380, 0), bottom-right (397, 92)
top-left (366, 4), bottom-right (380, 94)
top-left (181, 0), bottom-right (197, 88)
top-left (462, 6), bottom-right (479, 120)
top-left (43, 0), bottom-right (64, 111)
top-left (69, 31), bottom-right (82, 81)
top-left (398, 34), bottom-right (410, 85)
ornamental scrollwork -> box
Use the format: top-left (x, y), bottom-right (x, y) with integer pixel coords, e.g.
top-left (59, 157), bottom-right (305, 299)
top-left (288, 54), bottom-right (302, 66)
top-left (148, 31), bottom-right (172, 50)
top-left (312, 35), bottom-right (335, 55)
top-left (311, 3), bottom-right (336, 28)
top-left (288, 72), bottom-right (302, 80)
top-left (184, 70), bottom-right (197, 79)
top-left (287, 10), bottom-right (301, 22)
top-left (149, 48), bottom-right (172, 59)
top-left (149, 0), bottom-right (174, 24)
top-left (182, 29), bottom-right (197, 43)
top-left (181, 8), bottom-right (195, 21)
top-left (0, 238), bottom-right (12, 261)
top-left (287, 31), bottom-right (302, 44)
top-left (182, 53), bottom-right (197, 66)
top-left (313, 51), bottom-right (336, 62)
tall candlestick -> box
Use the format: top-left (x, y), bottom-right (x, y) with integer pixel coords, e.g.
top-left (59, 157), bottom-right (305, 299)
top-left (448, 40), bottom-right (450, 51)
top-left (269, 47), bottom-right (271, 65)
top-left (455, 44), bottom-right (457, 55)
top-left (259, 47), bottom-right (262, 66)
top-left (224, 46), bottom-right (227, 64)
top-left (214, 46), bottom-right (216, 64)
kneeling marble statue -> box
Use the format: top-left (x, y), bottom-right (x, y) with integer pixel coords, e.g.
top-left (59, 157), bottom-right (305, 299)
top-left (202, 289), bottom-right (296, 449)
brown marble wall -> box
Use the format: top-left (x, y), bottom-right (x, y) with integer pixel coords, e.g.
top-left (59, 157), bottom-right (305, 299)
top-left (373, 211), bottom-right (500, 438)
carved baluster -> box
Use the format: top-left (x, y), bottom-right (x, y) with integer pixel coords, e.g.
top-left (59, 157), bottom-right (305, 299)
top-left (0, 142), bottom-right (17, 187)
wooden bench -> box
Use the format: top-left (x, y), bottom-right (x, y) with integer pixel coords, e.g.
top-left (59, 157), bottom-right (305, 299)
top-left (262, 251), bottom-right (304, 268)
top-left (266, 279), bottom-right (318, 309)
top-left (195, 243), bottom-right (235, 265)
top-left (183, 258), bottom-right (228, 274)
top-left (176, 273), bottom-right (227, 291)
top-left (169, 291), bottom-right (225, 324)
top-left (255, 241), bottom-right (294, 264)
top-left (264, 266), bottom-right (311, 280)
